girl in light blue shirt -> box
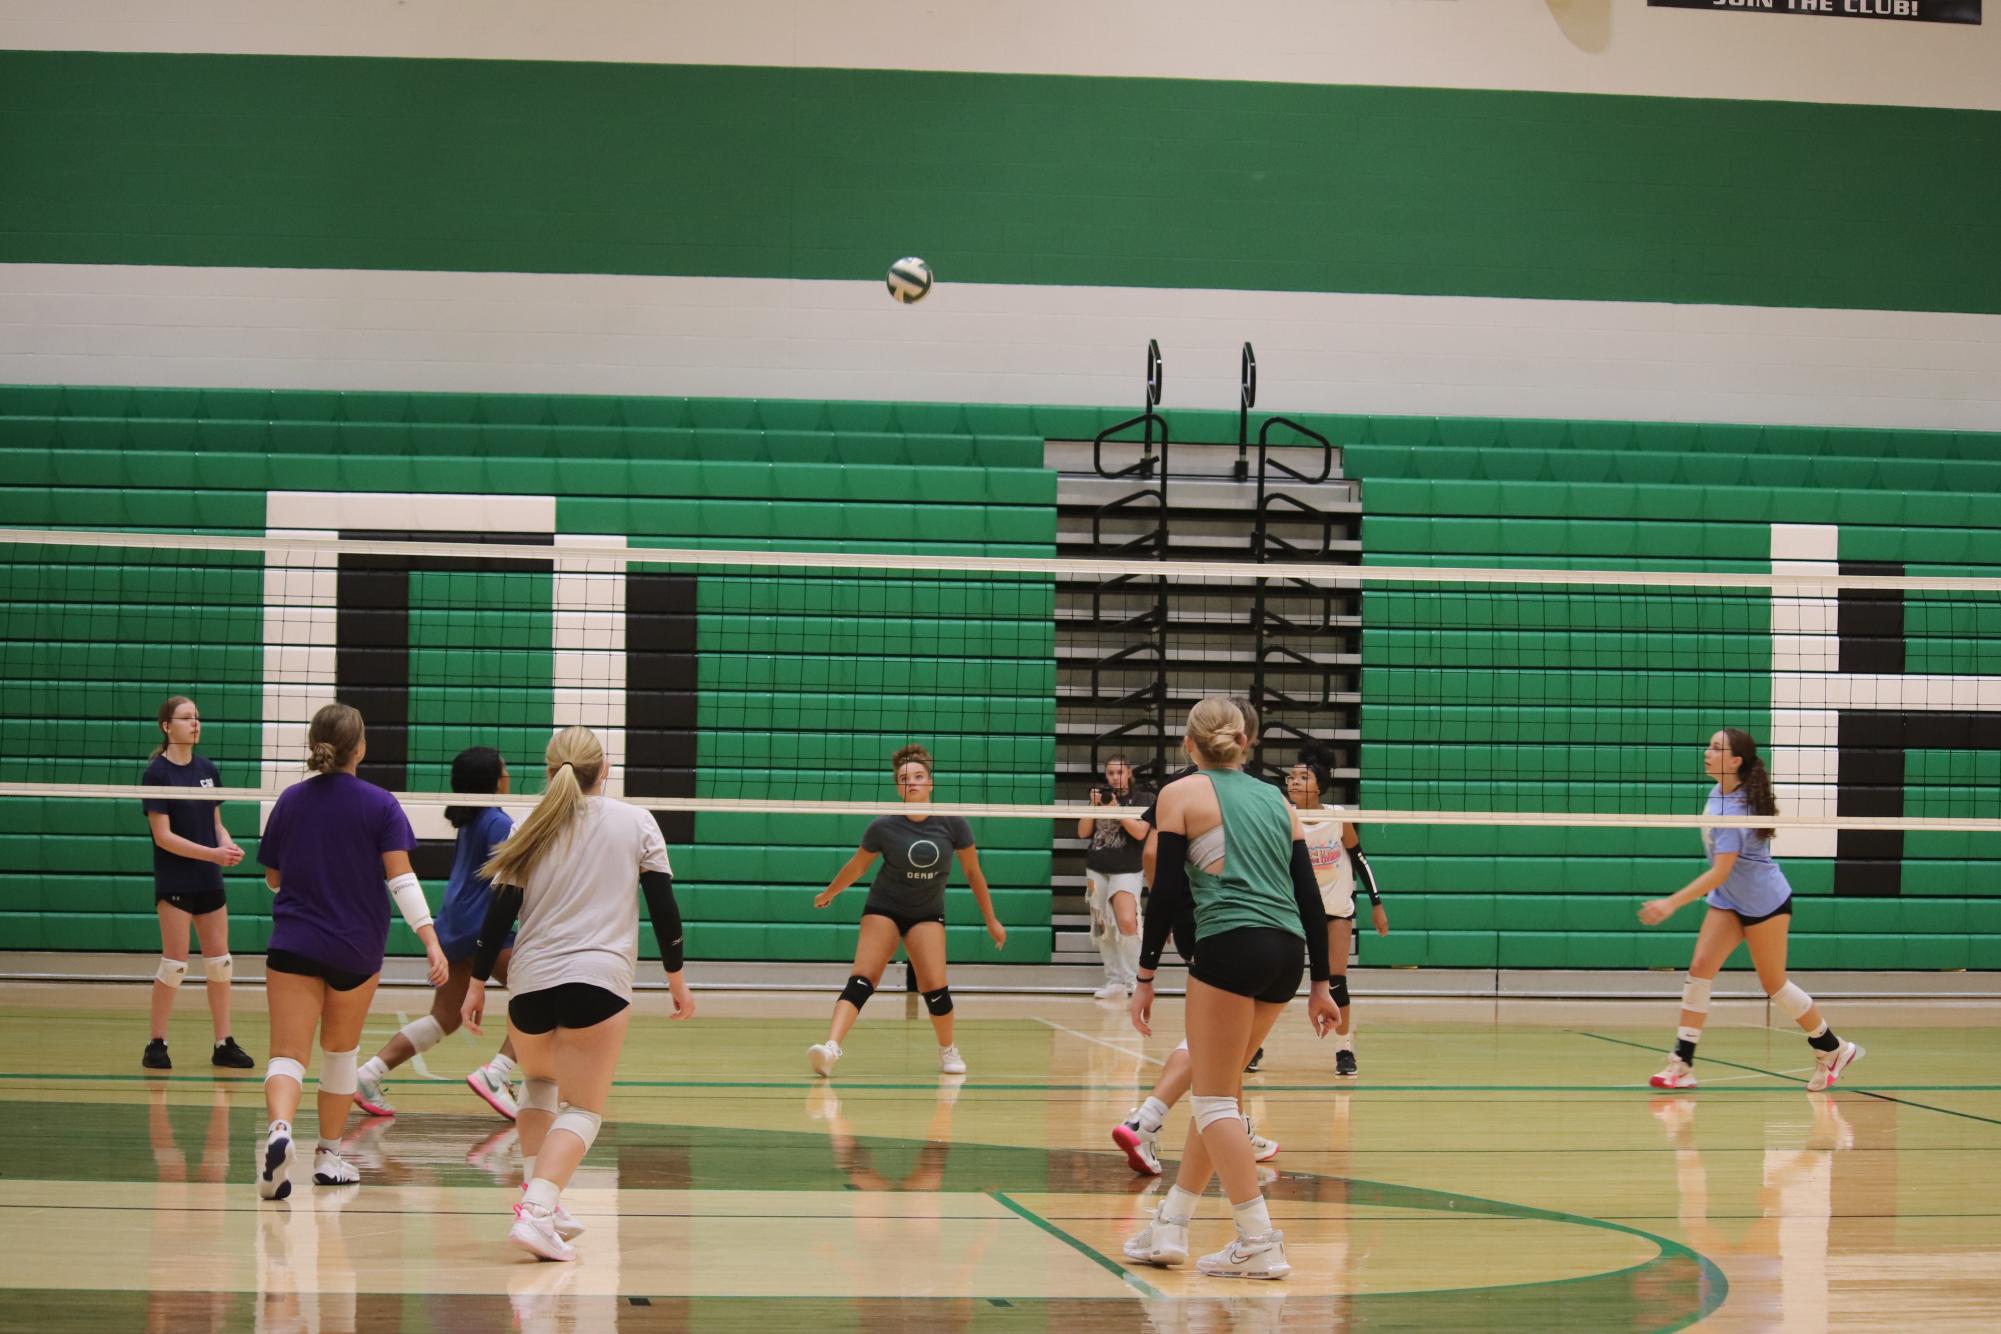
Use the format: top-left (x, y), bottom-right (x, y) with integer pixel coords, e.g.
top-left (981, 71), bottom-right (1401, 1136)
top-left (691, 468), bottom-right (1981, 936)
top-left (1638, 729), bottom-right (1863, 1094)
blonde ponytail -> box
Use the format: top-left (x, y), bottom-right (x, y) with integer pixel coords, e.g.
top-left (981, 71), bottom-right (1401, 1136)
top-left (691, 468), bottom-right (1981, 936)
top-left (1187, 696), bottom-right (1249, 768)
top-left (481, 726), bottom-right (605, 889)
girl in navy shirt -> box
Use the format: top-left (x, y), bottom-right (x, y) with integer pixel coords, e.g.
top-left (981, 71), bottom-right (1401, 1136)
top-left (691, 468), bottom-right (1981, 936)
top-left (140, 695), bottom-right (252, 1070)
top-left (254, 702), bottom-right (448, 1201)
top-left (353, 746), bottom-right (522, 1120)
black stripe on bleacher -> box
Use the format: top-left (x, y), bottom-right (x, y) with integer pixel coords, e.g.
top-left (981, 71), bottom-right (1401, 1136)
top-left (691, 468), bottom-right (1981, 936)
top-left (1832, 559), bottom-right (2000, 897)
top-left (1838, 560), bottom-right (1904, 674)
top-left (625, 572), bottom-right (697, 845)
top-left (335, 532), bottom-right (555, 878)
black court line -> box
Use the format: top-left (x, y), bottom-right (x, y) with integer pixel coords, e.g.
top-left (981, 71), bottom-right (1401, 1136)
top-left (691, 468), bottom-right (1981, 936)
top-left (1575, 1030), bottom-right (2001, 1130)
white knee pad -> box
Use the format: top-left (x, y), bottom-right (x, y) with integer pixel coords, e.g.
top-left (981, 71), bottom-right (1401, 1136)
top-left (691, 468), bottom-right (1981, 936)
top-left (265, 1056), bottom-right (306, 1088)
top-left (400, 1015), bottom-right (445, 1053)
top-left (318, 1046), bottom-right (359, 1097)
top-left (1680, 974), bottom-right (1713, 1015)
top-left (1771, 981), bottom-right (1813, 1022)
top-left (551, 1103), bottom-right (603, 1154)
top-left (155, 957), bottom-right (187, 989)
top-left (520, 1077), bottom-right (559, 1115)
top-left (203, 953), bottom-right (233, 986)
top-left (1174, 1038), bottom-right (1190, 1055)
top-left (1190, 1094), bottom-right (1243, 1133)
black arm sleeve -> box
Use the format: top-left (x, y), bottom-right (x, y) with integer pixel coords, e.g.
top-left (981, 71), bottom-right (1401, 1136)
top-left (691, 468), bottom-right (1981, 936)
top-left (1137, 832), bottom-right (1191, 975)
top-left (1351, 842), bottom-right (1382, 905)
top-left (470, 885), bottom-right (522, 983)
top-left (1291, 840), bottom-right (1332, 982)
top-left (640, 869), bottom-right (684, 973)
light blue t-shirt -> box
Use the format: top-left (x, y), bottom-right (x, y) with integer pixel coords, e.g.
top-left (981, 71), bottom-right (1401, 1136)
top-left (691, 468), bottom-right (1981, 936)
top-left (1702, 786), bottom-right (1792, 917)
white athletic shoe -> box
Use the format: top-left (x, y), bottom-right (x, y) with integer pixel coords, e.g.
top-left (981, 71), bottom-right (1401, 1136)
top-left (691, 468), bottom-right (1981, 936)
top-left (1649, 1057), bottom-right (1699, 1090)
top-left (1197, 1230), bottom-right (1291, 1280)
top-left (312, 1146), bottom-right (360, 1186)
top-left (467, 1064), bottom-right (520, 1121)
top-left (1122, 1216), bottom-right (1190, 1267)
top-left (1246, 1117), bottom-right (1280, 1163)
top-left (352, 1070), bottom-right (395, 1118)
top-left (1114, 1116), bottom-right (1163, 1176)
top-left (1807, 1041), bottom-right (1864, 1092)
top-left (939, 1044), bottom-right (967, 1075)
top-left (509, 1202), bottom-right (577, 1262)
top-left (517, 1184), bottom-right (586, 1240)
top-left (1092, 980), bottom-right (1129, 1000)
top-left (257, 1124), bottom-right (294, 1201)
top-left (807, 1040), bottom-right (842, 1077)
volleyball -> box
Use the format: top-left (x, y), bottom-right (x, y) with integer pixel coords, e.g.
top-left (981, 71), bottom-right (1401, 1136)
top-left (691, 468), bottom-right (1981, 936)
top-left (886, 256), bottom-right (933, 303)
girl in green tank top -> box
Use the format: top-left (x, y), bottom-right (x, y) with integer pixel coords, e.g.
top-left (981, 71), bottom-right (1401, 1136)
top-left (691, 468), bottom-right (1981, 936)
top-left (1186, 767), bottom-right (1308, 944)
top-left (1124, 697), bottom-right (1339, 1282)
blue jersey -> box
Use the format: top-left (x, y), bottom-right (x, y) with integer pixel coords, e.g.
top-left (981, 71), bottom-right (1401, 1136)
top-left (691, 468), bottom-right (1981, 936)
top-left (1702, 786), bottom-right (1792, 917)
top-left (434, 806), bottom-right (515, 961)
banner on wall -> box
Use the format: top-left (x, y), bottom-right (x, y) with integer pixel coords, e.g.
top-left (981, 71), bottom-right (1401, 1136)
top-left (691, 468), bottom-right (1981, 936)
top-left (1649, 0), bottom-right (1979, 21)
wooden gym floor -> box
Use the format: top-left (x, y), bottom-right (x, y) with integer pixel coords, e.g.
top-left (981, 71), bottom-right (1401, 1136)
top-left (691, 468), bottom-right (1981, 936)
top-left (0, 982), bottom-right (1995, 1332)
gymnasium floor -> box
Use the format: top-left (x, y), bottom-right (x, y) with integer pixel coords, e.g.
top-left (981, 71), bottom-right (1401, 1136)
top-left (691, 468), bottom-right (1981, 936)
top-left (0, 984), bottom-right (1995, 1332)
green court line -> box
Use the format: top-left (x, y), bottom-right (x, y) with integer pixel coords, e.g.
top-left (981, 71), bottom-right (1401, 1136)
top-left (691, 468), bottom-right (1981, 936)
top-left (989, 1190), bottom-right (1162, 1300)
top-left (1575, 1030), bottom-right (2001, 1129)
top-left (4, 1070), bottom-right (2001, 1093)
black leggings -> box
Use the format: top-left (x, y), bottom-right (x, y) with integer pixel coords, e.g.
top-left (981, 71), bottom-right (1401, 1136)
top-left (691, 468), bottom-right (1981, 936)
top-left (265, 948), bottom-right (374, 993)
top-left (1187, 927), bottom-right (1305, 1004)
top-left (509, 983), bottom-right (630, 1035)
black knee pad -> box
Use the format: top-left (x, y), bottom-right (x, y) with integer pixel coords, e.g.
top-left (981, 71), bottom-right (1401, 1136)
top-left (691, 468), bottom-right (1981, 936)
top-left (840, 975), bottom-right (876, 1010)
top-left (1330, 975), bottom-right (1351, 1007)
top-left (922, 986), bottom-right (953, 1017)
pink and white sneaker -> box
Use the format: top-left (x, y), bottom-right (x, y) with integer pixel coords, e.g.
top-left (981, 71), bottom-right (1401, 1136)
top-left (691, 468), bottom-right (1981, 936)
top-left (1807, 1042), bottom-right (1864, 1092)
top-left (1649, 1057), bottom-right (1698, 1090)
top-left (508, 1201), bottom-right (576, 1262)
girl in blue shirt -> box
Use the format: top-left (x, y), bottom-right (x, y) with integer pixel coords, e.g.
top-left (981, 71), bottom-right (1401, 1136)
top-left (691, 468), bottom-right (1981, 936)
top-left (353, 746), bottom-right (522, 1120)
top-left (1639, 729), bottom-right (1863, 1093)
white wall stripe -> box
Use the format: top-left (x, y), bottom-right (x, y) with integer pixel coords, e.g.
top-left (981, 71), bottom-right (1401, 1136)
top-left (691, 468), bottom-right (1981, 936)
top-left (5, 265), bottom-right (2000, 433)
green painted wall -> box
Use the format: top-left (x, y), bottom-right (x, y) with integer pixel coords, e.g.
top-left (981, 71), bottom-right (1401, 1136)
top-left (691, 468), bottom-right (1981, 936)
top-left (2, 51), bottom-right (1998, 313)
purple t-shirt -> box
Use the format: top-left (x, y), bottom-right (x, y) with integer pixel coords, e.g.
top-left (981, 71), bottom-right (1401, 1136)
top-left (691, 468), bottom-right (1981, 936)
top-left (259, 772), bottom-right (416, 976)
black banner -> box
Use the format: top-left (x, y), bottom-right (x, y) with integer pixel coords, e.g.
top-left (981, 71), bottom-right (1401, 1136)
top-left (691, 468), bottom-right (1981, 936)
top-left (1650, 0), bottom-right (1979, 22)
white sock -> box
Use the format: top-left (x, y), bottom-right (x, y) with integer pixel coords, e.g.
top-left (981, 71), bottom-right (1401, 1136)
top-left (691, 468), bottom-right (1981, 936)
top-left (316, 1137), bottom-right (340, 1155)
top-left (1137, 1096), bottom-right (1170, 1134)
top-left (523, 1176), bottom-right (561, 1215)
top-left (1335, 1030), bottom-right (1355, 1053)
top-left (267, 1119), bottom-right (291, 1141)
top-left (1159, 1185), bottom-right (1201, 1226)
top-left (486, 1053), bottom-right (516, 1078)
top-left (1117, 932), bottom-right (1142, 985)
top-left (1231, 1195), bottom-right (1273, 1238)
top-left (358, 1056), bottom-right (388, 1083)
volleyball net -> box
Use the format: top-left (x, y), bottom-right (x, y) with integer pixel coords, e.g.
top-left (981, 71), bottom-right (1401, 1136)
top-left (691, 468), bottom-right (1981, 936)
top-left (4, 525), bottom-right (2000, 837)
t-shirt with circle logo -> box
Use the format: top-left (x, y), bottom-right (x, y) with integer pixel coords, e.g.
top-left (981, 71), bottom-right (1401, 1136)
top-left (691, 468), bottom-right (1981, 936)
top-left (861, 813), bottom-right (976, 917)
top-left (141, 753), bottom-right (224, 898)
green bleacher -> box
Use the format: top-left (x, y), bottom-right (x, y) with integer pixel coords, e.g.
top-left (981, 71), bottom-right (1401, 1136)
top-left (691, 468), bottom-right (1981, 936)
top-left (1348, 420), bottom-right (2001, 972)
top-left (0, 386), bottom-right (1060, 963)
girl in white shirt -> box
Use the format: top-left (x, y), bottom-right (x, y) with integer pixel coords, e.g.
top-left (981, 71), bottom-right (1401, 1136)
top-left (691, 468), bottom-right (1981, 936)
top-left (461, 726), bottom-right (694, 1262)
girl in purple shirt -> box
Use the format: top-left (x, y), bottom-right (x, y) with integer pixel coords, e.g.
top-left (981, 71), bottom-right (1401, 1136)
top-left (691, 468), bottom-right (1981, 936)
top-left (254, 703), bottom-right (447, 1201)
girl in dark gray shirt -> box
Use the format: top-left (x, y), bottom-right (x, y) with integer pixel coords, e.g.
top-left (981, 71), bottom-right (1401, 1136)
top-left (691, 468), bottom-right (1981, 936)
top-left (808, 744), bottom-right (1005, 1077)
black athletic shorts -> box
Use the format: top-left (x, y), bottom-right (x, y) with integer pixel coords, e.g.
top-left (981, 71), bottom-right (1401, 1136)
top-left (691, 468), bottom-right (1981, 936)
top-left (862, 906), bottom-right (947, 937)
top-left (157, 887), bottom-right (228, 917)
top-left (1324, 910), bottom-right (1355, 924)
top-left (265, 947), bottom-right (374, 993)
top-left (1723, 897), bottom-right (1794, 928)
top-left (1187, 926), bottom-right (1305, 1004)
top-left (509, 983), bottom-right (630, 1035)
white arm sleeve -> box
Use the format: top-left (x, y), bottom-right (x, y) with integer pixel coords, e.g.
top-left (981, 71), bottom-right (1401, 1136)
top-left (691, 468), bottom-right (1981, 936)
top-left (387, 872), bottom-right (433, 933)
